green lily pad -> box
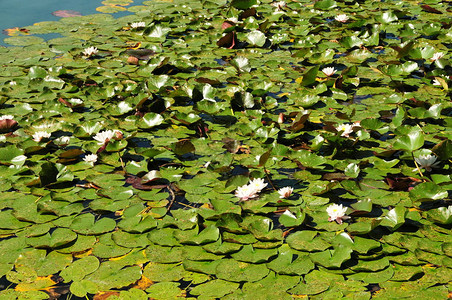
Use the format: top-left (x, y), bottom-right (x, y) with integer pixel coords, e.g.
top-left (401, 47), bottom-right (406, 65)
top-left (409, 182), bottom-right (448, 202)
top-left (146, 282), bottom-right (185, 299)
top-left (215, 259), bottom-right (269, 282)
top-left (4, 36), bottom-right (45, 46)
top-left (60, 256), bottom-right (100, 282)
top-left (143, 262), bottom-right (185, 282)
top-left (70, 213), bottom-right (116, 235)
top-left (190, 279), bottom-right (239, 298)
top-left (347, 266), bottom-right (394, 283)
top-left (84, 261), bottom-right (142, 291)
top-left (393, 127), bottom-right (424, 152)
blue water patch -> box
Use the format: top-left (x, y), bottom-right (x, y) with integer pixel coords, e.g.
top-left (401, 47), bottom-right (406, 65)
top-left (0, 0), bottom-right (146, 45)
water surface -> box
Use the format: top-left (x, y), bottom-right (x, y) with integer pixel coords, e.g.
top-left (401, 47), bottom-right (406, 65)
top-left (0, 0), bottom-right (145, 44)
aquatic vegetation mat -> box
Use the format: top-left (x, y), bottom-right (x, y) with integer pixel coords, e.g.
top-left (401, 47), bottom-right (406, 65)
top-left (0, 0), bottom-right (451, 298)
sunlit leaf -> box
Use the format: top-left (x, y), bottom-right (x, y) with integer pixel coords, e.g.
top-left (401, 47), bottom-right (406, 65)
top-left (393, 127), bottom-right (424, 152)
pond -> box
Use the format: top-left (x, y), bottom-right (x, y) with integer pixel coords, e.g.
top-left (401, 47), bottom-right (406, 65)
top-left (0, 0), bottom-right (451, 298)
top-left (0, 0), bottom-right (145, 45)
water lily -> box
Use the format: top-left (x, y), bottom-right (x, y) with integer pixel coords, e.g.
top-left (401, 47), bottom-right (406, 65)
top-left (131, 21), bottom-right (146, 28)
top-left (32, 131), bottom-right (51, 142)
top-left (326, 203), bottom-right (350, 224)
top-left (69, 98), bottom-right (83, 105)
top-left (335, 14), bottom-right (349, 23)
top-left (414, 154), bottom-right (440, 172)
top-left (235, 178), bottom-right (267, 200)
top-left (83, 46), bottom-right (98, 57)
top-left (93, 130), bottom-right (122, 145)
top-left (431, 52), bottom-right (444, 61)
top-left (235, 184), bottom-right (259, 200)
top-left (336, 123), bottom-right (354, 137)
top-left (278, 186), bottom-right (294, 199)
top-left (248, 178), bottom-right (268, 194)
top-left (271, 1), bottom-right (286, 10)
top-left (322, 67), bottom-right (337, 77)
top-left (83, 154), bottom-right (98, 165)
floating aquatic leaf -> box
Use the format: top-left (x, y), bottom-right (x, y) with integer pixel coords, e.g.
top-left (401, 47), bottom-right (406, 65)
top-left (426, 206), bottom-right (452, 224)
top-left (38, 162), bottom-right (74, 186)
top-left (231, 0), bottom-right (258, 10)
top-left (215, 259), bottom-right (269, 282)
top-left (4, 36), bottom-right (44, 46)
top-left (146, 282), bottom-right (185, 299)
top-left (393, 127), bottom-right (424, 152)
top-left (70, 214), bottom-right (116, 235)
top-left (84, 261), bottom-right (142, 291)
top-left (409, 182), bottom-right (448, 202)
top-left (246, 30), bottom-right (266, 47)
top-left (0, 0), bottom-right (451, 297)
top-left (314, 0), bottom-right (337, 10)
top-left (190, 279), bottom-right (239, 298)
top-left (0, 145), bottom-right (26, 167)
top-left (139, 112), bottom-right (164, 128)
top-left (60, 256), bottom-right (99, 283)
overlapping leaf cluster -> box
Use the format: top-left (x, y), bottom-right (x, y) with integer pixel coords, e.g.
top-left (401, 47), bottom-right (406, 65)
top-left (0, 0), bottom-right (451, 298)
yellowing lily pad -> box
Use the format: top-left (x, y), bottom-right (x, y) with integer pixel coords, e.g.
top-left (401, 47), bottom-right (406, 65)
top-left (96, 5), bottom-right (127, 13)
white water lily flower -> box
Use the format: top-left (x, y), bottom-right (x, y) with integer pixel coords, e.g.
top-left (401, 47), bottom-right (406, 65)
top-left (248, 178), bottom-right (268, 194)
top-left (93, 130), bottom-right (122, 145)
top-left (235, 178), bottom-right (267, 200)
top-left (131, 21), bottom-right (146, 28)
top-left (278, 186), bottom-right (294, 199)
top-left (235, 184), bottom-right (259, 200)
top-left (83, 154), bottom-right (98, 164)
top-left (0, 115), bottom-right (14, 120)
top-left (69, 98), bottom-right (83, 105)
top-left (32, 131), bottom-right (51, 142)
top-left (271, 1), bottom-right (286, 10)
top-left (414, 154), bottom-right (440, 172)
top-left (322, 67), bottom-right (337, 77)
top-left (335, 14), bottom-right (349, 23)
top-left (326, 204), bottom-right (350, 224)
top-left (431, 52), bottom-right (444, 61)
top-left (336, 123), bottom-right (354, 137)
top-left (432, 79), bottom-right (441, 86)
top-left (83, 46), bottom-right (98, 57)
